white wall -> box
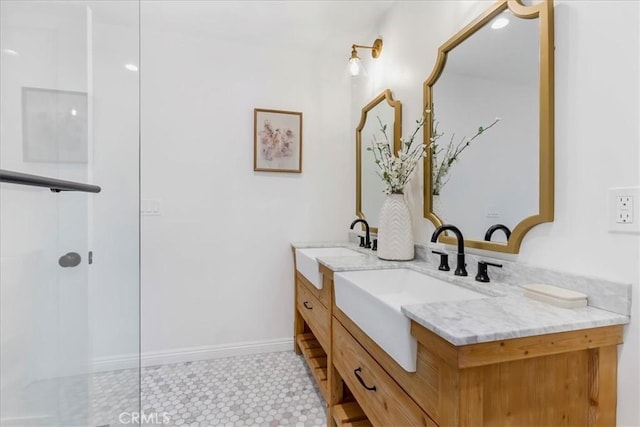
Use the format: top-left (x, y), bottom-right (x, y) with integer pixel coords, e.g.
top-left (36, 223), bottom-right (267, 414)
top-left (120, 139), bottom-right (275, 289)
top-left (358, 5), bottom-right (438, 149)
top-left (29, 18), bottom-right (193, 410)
top-left (361, 1), bottom-right (639, 424)
top-left (140, 3), bottom-right (356, 357)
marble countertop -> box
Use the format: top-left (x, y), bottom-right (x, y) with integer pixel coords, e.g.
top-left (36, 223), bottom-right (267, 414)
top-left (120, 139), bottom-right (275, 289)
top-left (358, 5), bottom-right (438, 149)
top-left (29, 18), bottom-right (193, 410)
top-left (291, 241), bottom-right (351, 249)
top-left (291, 241), bottom-right (630, 346)
top-left (401, 295), bottom-right (628, 346)
top-left (292, 241), bottom-right (408, 271)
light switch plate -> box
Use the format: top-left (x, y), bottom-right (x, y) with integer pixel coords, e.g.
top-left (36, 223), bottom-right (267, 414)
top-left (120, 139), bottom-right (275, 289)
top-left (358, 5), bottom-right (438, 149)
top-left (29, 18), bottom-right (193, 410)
top-left (141, 199), bottom-right (162, 216)
top-left (608, 187), bottom-right (639, 233)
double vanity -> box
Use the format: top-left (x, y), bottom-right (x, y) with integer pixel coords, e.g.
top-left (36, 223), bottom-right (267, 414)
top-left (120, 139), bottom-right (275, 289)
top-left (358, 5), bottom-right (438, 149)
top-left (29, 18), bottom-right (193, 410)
top-left (291, 242), bottom-right (629, 427)
top-left (295, 0), bottom-right (631, 425)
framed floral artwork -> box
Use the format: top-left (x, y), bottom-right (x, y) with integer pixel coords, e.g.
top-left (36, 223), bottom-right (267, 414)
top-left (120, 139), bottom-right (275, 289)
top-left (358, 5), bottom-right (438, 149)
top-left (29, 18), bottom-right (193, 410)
top-left (254, 108), bottom-right (302, 173)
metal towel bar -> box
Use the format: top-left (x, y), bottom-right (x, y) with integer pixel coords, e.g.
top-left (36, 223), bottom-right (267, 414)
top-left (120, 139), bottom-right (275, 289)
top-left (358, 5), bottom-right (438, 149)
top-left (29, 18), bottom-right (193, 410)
top-left (0, 169), bottom-right (101, 193)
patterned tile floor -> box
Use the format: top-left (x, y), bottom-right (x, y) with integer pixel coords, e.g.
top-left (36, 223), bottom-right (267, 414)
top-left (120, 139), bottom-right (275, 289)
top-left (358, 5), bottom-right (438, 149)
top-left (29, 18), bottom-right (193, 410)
top-left (3, 369), bottom-right (138, 427)
top-left (6, 351), bottom-right (324, 427)
top-left (139, 351), bottom-right (326, 427)
top-left (85, 351), bottom-right (326, 427)
top-left (91, 368), bottom-right (139, 426)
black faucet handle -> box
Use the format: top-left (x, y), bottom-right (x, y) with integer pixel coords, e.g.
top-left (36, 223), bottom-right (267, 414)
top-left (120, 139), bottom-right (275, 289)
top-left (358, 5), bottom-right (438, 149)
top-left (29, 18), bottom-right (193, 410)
top-left (431, 250), bottom-right (450, 271)
top-left (372, 239), bottom-right (377, 251)
top-left (358, 236), bottom-right (365, 247)
top-left (475, 261), bottom-right (503, 283)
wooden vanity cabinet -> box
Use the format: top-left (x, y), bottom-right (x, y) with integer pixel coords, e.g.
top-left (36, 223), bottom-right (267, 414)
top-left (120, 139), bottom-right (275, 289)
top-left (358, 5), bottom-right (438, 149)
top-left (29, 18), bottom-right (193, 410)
top-left (293, 252), bottom-right (334, 402)
top-left (332, 319), bottom-right (437, 427)
top-left (323, 267), bottom-right (624, 427)
top-left (410, 322), bottom-right (623, 426)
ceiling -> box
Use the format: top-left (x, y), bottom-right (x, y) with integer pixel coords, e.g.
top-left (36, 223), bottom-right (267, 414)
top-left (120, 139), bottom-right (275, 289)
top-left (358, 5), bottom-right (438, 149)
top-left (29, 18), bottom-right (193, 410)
top-left (2, 0), bottom-right (395, 53)
top-left (443, 9), bottom-right (540, 86)
top-left (139, 1), bottom-right (396, 51)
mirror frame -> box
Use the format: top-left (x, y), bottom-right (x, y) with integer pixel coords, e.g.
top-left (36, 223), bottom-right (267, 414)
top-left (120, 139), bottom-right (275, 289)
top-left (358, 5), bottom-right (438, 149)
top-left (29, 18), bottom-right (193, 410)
top-left (356, 89), bottom-right (402, 233)
top-left (423, 0), bottom-right (554, 254)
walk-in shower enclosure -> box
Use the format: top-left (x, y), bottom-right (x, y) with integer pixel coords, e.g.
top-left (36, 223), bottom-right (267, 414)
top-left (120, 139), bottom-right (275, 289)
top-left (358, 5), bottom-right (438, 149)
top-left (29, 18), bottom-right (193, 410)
top-left (1, 1), bottom-right (140, 425)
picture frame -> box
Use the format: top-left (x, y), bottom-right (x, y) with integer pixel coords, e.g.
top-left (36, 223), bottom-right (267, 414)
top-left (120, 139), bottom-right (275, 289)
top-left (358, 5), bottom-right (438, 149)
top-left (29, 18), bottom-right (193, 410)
top-left (22, 87), bottom-right (88, 163)
top-left (253, 108), bottom-right (302, 173)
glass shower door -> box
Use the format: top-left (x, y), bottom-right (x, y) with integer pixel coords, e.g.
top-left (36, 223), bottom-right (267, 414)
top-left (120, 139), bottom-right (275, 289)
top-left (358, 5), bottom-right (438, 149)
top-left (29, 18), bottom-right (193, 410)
top-left (0, 1), bottom-right (140, 426)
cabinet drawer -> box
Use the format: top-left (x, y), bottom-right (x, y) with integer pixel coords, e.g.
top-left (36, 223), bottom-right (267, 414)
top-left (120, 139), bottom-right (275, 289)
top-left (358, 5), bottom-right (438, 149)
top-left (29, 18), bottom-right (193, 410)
top-left (296, 271), bottom-right (330, 308)
top-left (296, 281), bottom-right (330, 350)
top-left (333, 321), bottom-right (436, 427)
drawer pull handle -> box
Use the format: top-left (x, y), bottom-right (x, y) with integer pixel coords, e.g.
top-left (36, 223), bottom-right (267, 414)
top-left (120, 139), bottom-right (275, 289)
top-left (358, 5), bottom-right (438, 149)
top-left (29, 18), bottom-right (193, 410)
top-left (354, 367), bottom-right (377, 392)
top-left (303, 301), bottom-right (313, 310)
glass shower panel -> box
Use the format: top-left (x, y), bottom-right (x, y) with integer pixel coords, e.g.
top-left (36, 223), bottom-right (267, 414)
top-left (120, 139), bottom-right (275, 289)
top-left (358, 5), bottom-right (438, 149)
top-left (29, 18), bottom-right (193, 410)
top-left (0, 1), bottom-right (140, 426)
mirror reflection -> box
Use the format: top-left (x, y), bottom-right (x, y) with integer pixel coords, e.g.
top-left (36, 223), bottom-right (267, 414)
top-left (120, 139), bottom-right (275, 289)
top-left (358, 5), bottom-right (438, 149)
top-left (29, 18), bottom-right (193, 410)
top-left (424, 0), bottom-right (554, 253)
top-left (433, 9), bottom-right (539, 242)
top-left (356, 89), bottom-right (401, 231)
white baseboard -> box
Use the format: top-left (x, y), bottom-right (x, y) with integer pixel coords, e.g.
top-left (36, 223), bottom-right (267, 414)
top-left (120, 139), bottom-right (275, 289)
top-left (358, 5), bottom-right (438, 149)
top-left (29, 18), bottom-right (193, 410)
top-left (91, 337), bottom-right (294, 372)
top-left (141, 337), bottom-right (294, 367)
top-left (92, 353), bottom-right (140, 372)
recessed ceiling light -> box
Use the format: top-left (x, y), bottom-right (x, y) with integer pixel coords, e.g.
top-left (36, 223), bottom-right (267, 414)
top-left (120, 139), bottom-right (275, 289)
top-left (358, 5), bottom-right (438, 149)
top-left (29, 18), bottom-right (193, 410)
top-left (70, 108), bottom-right (78, 116)
top-left (2, 48), bottom-right (19, 56)
top-left (124, 63), bottom-right (138, 72)
top-left (491, 17), bottom-right (509, 30)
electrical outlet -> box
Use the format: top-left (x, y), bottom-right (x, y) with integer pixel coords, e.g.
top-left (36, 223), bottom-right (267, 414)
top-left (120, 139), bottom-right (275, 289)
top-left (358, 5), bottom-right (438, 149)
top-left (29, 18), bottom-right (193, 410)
top-left (617, 209), bottom-right (632, 223)
top-left (616, 196), bottom-right (632, 210)
top-left (616, 196), bottom-right (633, 223)
top-left (608, 187), bottom-right (639, 233)
top-left (486, 204), bottom-right (499, 218)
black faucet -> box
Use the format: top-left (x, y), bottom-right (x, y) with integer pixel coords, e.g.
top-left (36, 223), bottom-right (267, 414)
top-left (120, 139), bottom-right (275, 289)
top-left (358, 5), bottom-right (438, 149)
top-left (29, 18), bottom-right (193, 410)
top-left (350, 219), bottom-right (371, 249)
top-left (484, 224), bottom-right (511, 242)
top-left (430, 224), bottom-right (467, 276)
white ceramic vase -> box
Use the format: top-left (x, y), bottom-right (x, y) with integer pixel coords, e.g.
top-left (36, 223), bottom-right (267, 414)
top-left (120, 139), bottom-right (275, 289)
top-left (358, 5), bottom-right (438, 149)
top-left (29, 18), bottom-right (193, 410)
top-left (377, 192), bottom-right (414, 261)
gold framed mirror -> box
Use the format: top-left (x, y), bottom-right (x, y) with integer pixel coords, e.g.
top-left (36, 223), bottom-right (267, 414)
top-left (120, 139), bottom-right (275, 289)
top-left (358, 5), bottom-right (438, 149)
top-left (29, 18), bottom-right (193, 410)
top-left (423, 0), bottom-right (554, 254)
top-left (356, 89), bottom-right (402, 232)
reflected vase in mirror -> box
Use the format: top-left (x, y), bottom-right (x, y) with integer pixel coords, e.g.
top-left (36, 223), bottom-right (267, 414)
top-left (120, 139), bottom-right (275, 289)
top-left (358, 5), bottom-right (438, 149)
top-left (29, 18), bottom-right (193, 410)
top-left (377, 192), bottom-right (414, 261)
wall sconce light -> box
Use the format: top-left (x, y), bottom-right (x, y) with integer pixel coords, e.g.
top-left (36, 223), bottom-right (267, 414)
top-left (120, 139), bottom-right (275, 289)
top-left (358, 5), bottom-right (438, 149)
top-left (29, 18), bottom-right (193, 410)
top-left (349, 38), bottom-right (383, 76)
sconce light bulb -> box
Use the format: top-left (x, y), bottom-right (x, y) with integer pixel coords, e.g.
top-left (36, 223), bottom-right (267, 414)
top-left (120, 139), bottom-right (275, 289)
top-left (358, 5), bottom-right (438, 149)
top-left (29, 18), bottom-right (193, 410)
top-left (349, 57), bottom-right (361, 76)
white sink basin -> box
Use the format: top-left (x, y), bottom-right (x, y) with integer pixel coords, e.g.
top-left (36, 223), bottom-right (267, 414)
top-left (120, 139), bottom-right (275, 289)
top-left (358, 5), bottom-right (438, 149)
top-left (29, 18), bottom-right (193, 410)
top-left (334, 268), bottom-right (487, 372)
top-left (295, 247), bottom-right (364, 289)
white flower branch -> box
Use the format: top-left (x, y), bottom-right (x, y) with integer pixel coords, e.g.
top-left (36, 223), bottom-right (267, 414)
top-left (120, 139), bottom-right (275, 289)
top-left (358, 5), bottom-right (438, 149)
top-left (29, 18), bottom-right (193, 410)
top-left (367, 115), bottom-right (427, 195)
top-left (369, 108), bottom-right (501, 197)
top-left (430, 114), bottom-right (501, 195)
